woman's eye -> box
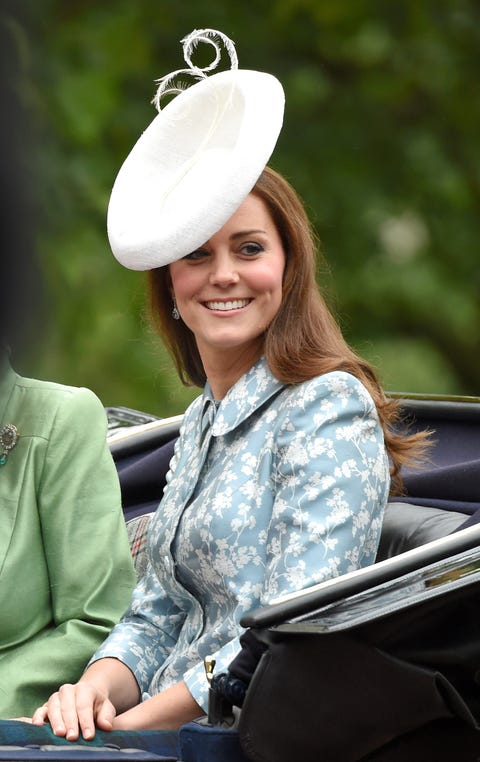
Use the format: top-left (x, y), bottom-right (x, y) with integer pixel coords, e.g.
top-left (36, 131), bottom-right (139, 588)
top-left (240, 242), bottom-right (263, 256)
top-left (183, 248), bottom-right (208, 261)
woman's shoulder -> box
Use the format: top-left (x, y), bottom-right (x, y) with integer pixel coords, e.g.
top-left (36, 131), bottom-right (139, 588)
top-left (8, 373), bottom-right (106, 435)
top-left (273, 371), bottom-right (384, 455)
top-left (283, 370), bottom-right (375, 410)
top-left (15, 373), bottom-right (102, 409)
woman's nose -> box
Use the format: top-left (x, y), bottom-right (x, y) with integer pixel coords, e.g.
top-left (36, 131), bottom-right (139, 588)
top-left (208, 254), bottom-right (240, 286)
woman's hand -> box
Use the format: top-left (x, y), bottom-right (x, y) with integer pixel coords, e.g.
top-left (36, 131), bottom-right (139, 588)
top-left (32, 659), bottom-right (141, 741)
top-left (31, 671), bottom-right (200, 738)
top-left (32, 681), bottom-right (116, 741)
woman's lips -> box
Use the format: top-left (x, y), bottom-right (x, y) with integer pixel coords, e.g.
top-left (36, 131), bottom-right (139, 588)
top-left (204, 299), bottom-right (252, 311)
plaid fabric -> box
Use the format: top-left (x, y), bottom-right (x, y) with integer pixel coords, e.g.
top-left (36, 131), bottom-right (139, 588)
top-left (0, 720), bottom-right (179, 757)
top-left (126, 513), bottom-right (153, 581)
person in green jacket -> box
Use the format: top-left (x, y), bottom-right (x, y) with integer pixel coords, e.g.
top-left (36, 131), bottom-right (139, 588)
top-left (0, 357), bottom-right (136, 718)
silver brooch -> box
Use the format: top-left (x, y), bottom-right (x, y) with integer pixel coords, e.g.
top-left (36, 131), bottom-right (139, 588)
top-left (0, 424), bottom-right (18, 466)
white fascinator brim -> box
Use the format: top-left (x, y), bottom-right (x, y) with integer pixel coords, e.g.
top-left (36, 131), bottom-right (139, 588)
top-left (107, 31), bottom-right (285, 270)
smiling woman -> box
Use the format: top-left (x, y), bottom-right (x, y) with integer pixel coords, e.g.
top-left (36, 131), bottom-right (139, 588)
top-left (31, 29), bottom-right (429, 741)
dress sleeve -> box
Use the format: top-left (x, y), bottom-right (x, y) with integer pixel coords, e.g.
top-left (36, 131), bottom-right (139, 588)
top-left (6, 387), bottom-right (136, 711)
top-left (90, 562), bottom-right (189, 693)
top-left (184, 372), bottom-right (390, 709)
top-left (90, 424), bottom-right (189, 692)
top-left (260, 371), bottom-right (390, 600)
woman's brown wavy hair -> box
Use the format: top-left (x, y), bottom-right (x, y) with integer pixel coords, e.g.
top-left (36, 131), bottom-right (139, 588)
top-left (147, 166), bottom-right (429, 494)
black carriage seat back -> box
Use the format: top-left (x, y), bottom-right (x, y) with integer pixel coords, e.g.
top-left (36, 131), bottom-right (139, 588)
top-left (376, 502), bottom-right (467, 562)
top-left (377, 396), bottom-right (480, 562)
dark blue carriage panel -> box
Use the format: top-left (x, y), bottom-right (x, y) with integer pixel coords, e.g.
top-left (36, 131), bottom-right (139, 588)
top-left (398, 397), bottom-right (480, 516)
top-left (115, 437), bottom-right (177, 520)
top-left (179, 721), bottom-right (247, 762)
top-left (108, 415), bottom-right (180, 521)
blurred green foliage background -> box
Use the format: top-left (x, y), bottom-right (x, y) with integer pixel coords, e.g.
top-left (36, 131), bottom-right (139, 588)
top-left (3, 0), bottom-right (480, 416)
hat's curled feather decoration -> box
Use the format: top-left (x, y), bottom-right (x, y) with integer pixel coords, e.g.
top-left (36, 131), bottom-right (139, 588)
top-left (152, 29), bottom-right (238, 112)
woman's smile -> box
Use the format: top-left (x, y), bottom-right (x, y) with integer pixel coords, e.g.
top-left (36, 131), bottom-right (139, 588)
top-left (203, 298), bottom-right (253, 312)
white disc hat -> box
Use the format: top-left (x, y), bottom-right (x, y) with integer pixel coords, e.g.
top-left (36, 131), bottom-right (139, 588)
top-left (107, 29), bottom-right (285, 270)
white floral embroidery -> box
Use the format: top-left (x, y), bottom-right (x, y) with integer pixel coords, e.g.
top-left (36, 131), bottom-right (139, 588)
top-left (92, 358), bottom-right (390, 712)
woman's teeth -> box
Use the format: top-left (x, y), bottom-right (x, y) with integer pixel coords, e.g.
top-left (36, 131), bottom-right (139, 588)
top-left (205, 299), bottom-right (250, 311)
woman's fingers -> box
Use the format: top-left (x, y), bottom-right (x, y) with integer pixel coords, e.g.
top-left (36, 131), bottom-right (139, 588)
top-left (94, 699), bottom-right (117, 732)
top-left (31, 691), bottom-right (69, 737)
top-left (31, 704), bottom-right (50, 726)
top-left (49, 685), bottom-right (78, 739)
top-left (76, 684), bottom-right (111, 740)
top-left (31, 682), bottom-right (110, 741)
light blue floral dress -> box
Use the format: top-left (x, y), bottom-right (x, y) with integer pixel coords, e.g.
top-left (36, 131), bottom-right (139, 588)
top-left (93, 358), bottom-right (390, 711)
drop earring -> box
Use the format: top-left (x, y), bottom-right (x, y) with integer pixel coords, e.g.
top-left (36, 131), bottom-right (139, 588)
top-left (172, 298), bottom-right (180, 320)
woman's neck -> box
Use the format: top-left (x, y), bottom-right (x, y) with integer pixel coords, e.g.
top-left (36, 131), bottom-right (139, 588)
top-left (201, 342), bottom-right (264, 400)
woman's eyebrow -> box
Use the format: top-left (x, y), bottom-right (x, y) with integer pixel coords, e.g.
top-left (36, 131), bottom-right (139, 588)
top-left (230, 229), bottom-right (267, 240)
